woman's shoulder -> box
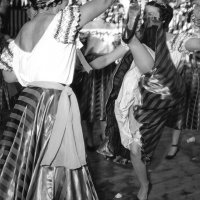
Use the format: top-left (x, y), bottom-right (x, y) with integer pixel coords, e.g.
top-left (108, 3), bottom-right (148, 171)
top-left (15, 15), bottom-right (54, 52)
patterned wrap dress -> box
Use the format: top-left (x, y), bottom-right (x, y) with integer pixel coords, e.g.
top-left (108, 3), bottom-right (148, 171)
top-left (0, 4), bottom-right (98, 200)
top-left (98, 25), bottom-right (185, 164)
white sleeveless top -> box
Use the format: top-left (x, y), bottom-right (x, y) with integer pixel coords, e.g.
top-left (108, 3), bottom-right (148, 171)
top-left (0, 5), bottom-right (80, 87)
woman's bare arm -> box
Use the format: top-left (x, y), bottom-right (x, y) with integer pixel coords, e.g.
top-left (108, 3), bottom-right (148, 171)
top-left (128, 36), bottom-right (154, 74)
top-left (185, 38), bottom-right (200, 52)
top-left (89, 45), bottom-right (128, 69)
top-left (79, 0), bottom-right (115, 28)
top-left (2, 71), bottom-right (18, 83)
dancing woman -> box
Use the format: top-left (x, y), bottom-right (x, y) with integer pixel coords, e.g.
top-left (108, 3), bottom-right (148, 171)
top-left (114, 2), bottom-right (184, 199)
top-left (91, 1), bottom-right (185, 199)
top-left (0, 0), bottom-right (115, 199)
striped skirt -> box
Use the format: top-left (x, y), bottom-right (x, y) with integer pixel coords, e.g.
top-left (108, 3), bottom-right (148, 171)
top-left (0, 86), bottom-right (98, 200)
top-left (76, 54), bottom-right (116, 122)
top-left (180, 55), bottom-right (200, 131)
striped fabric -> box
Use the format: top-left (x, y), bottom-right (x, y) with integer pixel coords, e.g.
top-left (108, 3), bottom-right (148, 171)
top-left (101, 25), bottom-right (185, 164)
top-left (0, 86), bottom-right (98, 200)
top-left (77, 54), bottom-right (116, 122)
top-left (135, 25), bottom-right (185, 163)
top-left (27, 166), bottom-right (98, 200)
top-left (183, 53), bottom-right (200, 130)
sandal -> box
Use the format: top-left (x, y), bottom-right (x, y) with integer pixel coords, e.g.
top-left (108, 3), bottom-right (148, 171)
top-left (122, 1), bottom-right (141, 44)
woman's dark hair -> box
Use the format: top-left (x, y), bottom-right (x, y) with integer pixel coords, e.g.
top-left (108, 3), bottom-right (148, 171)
top-left (139, 1), bottom-right (173, 51)
top-left (146, 1), bottom-right (173, 30)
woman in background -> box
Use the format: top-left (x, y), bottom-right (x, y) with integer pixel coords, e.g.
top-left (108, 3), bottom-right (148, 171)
top-left (74, 0), bottom-right (125, 150)
top-left (91, 1), bottom-right (185, 199)
top-left (166, 0), bottom-right (200, 160)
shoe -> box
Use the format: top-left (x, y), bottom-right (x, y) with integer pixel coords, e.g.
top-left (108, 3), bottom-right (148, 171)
top-left (122, 1), bottom-right (141, 44)
top-left (165, 144), bottom-right (180, 159)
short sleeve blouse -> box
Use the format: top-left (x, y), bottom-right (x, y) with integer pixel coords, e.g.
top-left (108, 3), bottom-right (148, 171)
top-left (167, 31), bottom-right (199, 67)
top-left (0, 4), bottom-right (80, 86)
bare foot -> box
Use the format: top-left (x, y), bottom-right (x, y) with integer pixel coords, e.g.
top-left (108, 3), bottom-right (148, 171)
top-left (137, 182), bottom-right (151, 200)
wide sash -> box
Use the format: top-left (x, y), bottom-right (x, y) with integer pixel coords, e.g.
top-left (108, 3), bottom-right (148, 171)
top-left (29, 81), bottom-right (86, 169)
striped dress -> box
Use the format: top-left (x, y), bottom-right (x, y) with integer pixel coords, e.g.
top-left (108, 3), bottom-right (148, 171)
top-left (99, 25), bottom-right (185, 164)
top-left (167, 31), bottom-right (200, 130)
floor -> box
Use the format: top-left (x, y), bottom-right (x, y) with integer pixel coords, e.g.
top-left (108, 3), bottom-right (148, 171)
top-left (87, 125), bottom-right (200, 200)
top-left (1, 113), bottom-right (200, 200)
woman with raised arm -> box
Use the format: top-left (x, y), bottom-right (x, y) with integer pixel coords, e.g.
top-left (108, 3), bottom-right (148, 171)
top-left (113, 2), bottom-right (184, 199)
top-left (0, 0), bottom-right (115, 199)
top-left (94, 0), bottom-right (200, 165)
top-left (91, 1), bottom-right (185, 199)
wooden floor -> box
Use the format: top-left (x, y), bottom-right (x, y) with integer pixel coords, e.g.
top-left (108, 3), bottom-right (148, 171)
top-left (87, 126), bottom-right (200, 200)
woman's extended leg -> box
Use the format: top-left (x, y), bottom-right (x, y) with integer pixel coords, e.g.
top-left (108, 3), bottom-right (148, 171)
top-left (130, 142), bottom-right (150, 200)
